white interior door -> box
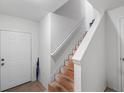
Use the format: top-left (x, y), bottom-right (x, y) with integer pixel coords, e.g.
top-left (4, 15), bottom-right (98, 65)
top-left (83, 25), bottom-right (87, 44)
top-left (120, 19), bottom-right (124, 92)
top-left (0, 31), bottom-right (32, 91)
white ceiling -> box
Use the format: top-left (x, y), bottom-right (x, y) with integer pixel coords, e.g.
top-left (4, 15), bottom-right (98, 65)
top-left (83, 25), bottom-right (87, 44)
top-left (0, 0), bottom-right (68, 21)
top-left (88, 0), bottom-right (124, 12)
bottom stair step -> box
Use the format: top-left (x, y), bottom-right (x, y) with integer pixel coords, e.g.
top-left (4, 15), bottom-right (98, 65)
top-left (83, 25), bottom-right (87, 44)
top-left (55, 74), bottom-right (74, 92)
top-left (48, 81), bottom-right (68, 92)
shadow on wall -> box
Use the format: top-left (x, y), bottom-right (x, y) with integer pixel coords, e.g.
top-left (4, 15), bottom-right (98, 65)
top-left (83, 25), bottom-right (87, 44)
top-left (54, 0), bottom-right (85, 20)
top-left (90, 19), bottom-right (95, 27)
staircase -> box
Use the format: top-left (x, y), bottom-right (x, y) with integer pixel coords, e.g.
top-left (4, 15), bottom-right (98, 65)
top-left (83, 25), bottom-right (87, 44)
top-left (49, 32), bottom-right (87, 92)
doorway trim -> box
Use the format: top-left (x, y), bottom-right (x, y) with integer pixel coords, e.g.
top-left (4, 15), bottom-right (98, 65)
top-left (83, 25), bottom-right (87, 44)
top-left (0, 29), bottom-right (33, 91)
top-left (118, 17), bottom-right (124, 92)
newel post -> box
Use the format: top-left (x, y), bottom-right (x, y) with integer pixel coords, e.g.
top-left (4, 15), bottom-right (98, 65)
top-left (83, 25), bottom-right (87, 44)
top-left (74, 61), bottom-right (82, 92)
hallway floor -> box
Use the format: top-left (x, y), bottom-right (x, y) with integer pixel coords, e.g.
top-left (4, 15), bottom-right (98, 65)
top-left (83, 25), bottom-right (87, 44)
top-left (4, 81), bottom-right (46, 92)
top-left (105, 87), bottom-right (116, 92)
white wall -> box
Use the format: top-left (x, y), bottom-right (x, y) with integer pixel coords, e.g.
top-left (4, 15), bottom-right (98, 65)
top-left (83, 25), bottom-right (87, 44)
top-left (73, 13), bottom-right (106, 91)
top-left (51, 13), bottom-right (77, 53)
top-left (55, 0), bottom-right (98, 31)
top-left (54, 0), bottom-right (85, 20)
top-left (87, 0), bottom-right (124, 13)
top-left (39, 14), bottom-right (51, 89)
top-left (81, 15), bottom-right (106, 92)
top-left (107, 6), bottom-right (124, 91)
top-left (84, 0), bottom-right (97, 30)
top-left (106, 14), bottom-right (120, 91)
top-left (0, 14), bottom-right (40, 81)
top-left (81, 14), bottom-right (106, 92)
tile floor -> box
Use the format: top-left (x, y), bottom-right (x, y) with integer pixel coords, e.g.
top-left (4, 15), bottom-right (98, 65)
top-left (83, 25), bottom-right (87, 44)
top-left (4, 81), bottom-right (46, 92)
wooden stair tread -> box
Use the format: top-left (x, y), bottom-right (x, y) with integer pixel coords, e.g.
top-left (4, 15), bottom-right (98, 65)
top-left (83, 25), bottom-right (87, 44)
top-left (56, 73), bottom-right (74, 82)
top-left (55, 74), bottom-right (74, 92)
top-left (65, 60), bottom-right (74, 70)
top-left (64, 64), bottom-right (74, 71)
top-left (65, 62), bottom-right (74, 66)
top-left (61, 66), bottom-right (74, 72)
top-left (72, 48), bottom-right (77, 55)
top-left (48, 81), bottom-right (68, 92)
top-left (48, 31), bottom-right (87, 92)
top-left (68, 54), bottom-right (73, 60)
top-left (61, 67), bottom-right (74, 79)
top-left (65, 59), bottom-right (74, 63)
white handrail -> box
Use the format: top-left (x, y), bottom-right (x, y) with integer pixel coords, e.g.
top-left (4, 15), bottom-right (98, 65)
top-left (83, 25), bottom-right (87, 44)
top-left (72, 13), bottom-right (104, 64)
top-left (51, 19), bottom-right (84, 56)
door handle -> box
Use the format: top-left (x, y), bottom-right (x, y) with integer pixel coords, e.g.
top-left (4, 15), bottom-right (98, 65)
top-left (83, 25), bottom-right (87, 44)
top-left (1, 63), bottom-right (5, 66)
top-left (1, 58), bottom-right (5, 61)
top-left (1, 58), bottom-right (5, 66)
top-left (121, 58), bottom-right (124, 61)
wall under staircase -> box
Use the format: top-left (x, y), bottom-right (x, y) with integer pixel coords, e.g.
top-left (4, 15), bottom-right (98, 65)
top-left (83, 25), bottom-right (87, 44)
top-left (49, 12), bottom-right (106, 92)
top-left (73, 12), bottom-right (107, 91)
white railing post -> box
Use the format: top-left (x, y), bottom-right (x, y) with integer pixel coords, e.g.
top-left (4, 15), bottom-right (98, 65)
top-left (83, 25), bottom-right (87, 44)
top-left (74, 62), bottom-right (82, 92)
